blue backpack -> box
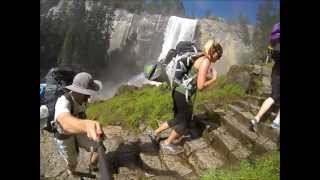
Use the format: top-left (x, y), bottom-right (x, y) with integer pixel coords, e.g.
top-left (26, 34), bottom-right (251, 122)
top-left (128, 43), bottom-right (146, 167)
top-left (40, 67), bottom-right (77, 133)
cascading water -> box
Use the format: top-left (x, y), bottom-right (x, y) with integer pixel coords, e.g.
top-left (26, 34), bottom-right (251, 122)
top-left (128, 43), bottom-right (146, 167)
top-left (127, 16), bottom-right (198, 87)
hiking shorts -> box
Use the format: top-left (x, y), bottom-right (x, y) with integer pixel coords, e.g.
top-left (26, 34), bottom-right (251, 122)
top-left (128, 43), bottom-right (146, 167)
top-left (167, 90), bottom-right (193, 135)
top-left (271, 62), bottom-right (280, 105)
top-left (54, 134), bottom-right (99, 171)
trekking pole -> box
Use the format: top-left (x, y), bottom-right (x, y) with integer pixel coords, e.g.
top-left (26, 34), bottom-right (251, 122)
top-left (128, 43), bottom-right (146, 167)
top-left (265, 54), bottom-right (270, 65)
top-left (97, 135), bottom-right (113, 180)
top-left (265, 45), bottom-right (273, 65)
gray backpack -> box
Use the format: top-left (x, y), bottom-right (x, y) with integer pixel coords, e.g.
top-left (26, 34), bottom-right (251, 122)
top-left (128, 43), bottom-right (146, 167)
top-left (144, 41), bottom-right (203, 102)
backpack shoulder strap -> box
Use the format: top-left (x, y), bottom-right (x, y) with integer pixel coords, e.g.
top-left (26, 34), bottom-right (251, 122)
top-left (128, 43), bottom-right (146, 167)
top-left (63, 92), bottom-right (74, 115)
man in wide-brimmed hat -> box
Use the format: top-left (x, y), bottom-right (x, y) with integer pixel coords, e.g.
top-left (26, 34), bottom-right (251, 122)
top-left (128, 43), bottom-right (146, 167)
top-left (53, 72), bottom-right (104, 175)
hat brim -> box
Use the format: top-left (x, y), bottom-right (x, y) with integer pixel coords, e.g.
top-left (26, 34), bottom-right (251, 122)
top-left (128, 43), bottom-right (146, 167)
top-left (65, 80), bottom-right (102, 96)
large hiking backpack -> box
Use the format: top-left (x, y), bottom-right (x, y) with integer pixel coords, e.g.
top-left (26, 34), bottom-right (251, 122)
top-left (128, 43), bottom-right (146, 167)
top-left (40, 67), bottom-right (77, 133)
top-left (144, 41), bottom-right (202, 88)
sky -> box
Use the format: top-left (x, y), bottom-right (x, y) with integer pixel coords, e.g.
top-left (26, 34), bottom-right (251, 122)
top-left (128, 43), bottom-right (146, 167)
top-left (182, 0), bottom-right (280, 25)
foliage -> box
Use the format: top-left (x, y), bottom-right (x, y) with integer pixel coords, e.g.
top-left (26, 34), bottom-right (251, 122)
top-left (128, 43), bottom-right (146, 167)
top-left (252, 1), bottom-right (279, 63)
top-left (87, 76), bottom-right (245, 131)
top-left (201, 151), bottom-right (280, 180)
top-left (238, 13), bottom-right (251, 46)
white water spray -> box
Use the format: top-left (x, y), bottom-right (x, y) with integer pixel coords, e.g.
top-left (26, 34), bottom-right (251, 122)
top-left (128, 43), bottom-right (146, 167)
top-left (127, 16), bottom-right (198, 87)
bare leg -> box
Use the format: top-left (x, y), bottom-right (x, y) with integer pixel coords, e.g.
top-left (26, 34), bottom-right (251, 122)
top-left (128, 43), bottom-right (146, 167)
top-left (255, 97), bottom-right (275, 123)
top-left (164, 130), bottom-right (181, 145)
top-left (154, 122), bottom-right (170, 136)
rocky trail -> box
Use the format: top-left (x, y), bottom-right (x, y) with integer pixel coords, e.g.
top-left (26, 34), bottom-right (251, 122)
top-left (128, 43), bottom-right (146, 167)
top-left (40, 94), bottom-right (279, 180)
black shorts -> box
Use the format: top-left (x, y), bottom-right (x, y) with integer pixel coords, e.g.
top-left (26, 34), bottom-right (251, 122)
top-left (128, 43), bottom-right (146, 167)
top-left (271, 62), bottom-right (280, 105)
top-left (167, 90), bottom-right (193, 135)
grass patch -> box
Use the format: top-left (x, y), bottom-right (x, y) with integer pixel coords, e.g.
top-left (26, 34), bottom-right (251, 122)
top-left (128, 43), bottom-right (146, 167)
top-left (201, 151), bottom-right (280, 180)
top-left (87, 75), bottom-right (246, 131)
top-left (195, 75), bottom-right (245, 112)
top-left (87, 85), bottom-right (173, 130)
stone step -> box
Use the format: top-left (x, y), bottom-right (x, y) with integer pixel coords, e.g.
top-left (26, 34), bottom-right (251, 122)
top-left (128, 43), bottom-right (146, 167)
top-left (232, 100), bottom-right (276, 120)
top-left (207, 126), bottom-right (252, 163)
top-left (220, 113), bottom-right (277, 154)
top-left (188, 147), bottom-right (225, 175)
top-left (140, 153), bottom-right (169, 176)
top-left (257, 123), bottom-right (280, 144)
top-left (233, 100), bottom-right (260, 113)
top-left (227, 104), bottom-right (255, 126)
top-left (244, 95), bottom-right (265, 107)
top-left (227, 104), bottom-right (279, 143)
top-left (160, 153), bottom-right (194, 177)
top-left (183, 137), bottom-right (210, 157)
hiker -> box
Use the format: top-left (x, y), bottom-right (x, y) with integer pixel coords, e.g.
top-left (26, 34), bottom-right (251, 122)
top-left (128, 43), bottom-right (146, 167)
top-left (148, 39), bottom-right (223, 154)
top-left (52, 72), bottom-right (105, 175)
top-left (250, 22), bottom-right (280, 132)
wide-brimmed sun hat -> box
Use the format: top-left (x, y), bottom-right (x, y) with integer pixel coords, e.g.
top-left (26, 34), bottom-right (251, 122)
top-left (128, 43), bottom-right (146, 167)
top-left (65, 72), bottom-right (102, 96)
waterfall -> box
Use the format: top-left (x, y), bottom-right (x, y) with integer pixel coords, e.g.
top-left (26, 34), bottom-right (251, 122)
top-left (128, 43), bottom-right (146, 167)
top-left (158, 16), bottom-right (198, 61)
top-left (127, 16), bottom-right (198, 87)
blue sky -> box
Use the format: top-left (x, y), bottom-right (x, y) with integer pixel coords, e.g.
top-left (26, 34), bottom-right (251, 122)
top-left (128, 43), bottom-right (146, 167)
top-left (182, 0), bottom-right (280, 25)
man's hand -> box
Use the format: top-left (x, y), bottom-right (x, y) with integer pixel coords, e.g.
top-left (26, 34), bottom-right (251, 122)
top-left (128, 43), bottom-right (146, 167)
top-left (83, 120), bottom-right (104, 142)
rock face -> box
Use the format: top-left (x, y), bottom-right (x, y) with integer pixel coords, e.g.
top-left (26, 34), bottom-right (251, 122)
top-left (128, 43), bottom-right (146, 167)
top-left (226, 64), bottom-right (273, 98)
top-left (41, 1), bottom-right (254, 100)
top-left (195, 19), bottom-right (253, 75)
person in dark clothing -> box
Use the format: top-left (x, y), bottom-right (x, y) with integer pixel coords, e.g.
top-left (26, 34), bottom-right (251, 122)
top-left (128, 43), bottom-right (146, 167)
top-left (250, 23), bottom-right (280, 132)
top-left (148, 39), bottom-right (223, 154)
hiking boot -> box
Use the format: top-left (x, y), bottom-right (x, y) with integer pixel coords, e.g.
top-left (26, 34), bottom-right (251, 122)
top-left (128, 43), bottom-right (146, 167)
top-left (249, 119), bottom-right (258, 132)
top-left (160, 141), bottom-right (184, 155)
top-left (270, 122), bottom-right (280, 129)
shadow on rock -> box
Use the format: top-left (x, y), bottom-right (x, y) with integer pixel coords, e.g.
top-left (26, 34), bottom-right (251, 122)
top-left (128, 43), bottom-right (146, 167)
top-left (102, 141), bottom-right (182, 179)
top-left (165, 113), bottom-right (221, 146)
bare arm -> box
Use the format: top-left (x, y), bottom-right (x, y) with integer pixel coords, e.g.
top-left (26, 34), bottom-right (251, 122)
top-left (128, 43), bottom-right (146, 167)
top-left (57, 113), bottom-right (103, 142)
top-left (197, 58), bottom-right (216, 91)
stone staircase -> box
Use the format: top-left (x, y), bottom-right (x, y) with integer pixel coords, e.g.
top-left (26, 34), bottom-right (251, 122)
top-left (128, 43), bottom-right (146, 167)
top-left (40, 96), bottom-right (279, 180)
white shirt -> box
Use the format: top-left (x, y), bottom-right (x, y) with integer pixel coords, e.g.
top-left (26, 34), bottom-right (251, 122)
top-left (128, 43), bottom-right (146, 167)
top-left (54, 93), bottom-right (86, 133)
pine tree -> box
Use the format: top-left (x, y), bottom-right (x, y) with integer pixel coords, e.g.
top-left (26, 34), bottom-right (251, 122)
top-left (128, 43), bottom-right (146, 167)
top-left (205, 8), bottom-right (212, 18)
top-left (238, 13), bottom-right (251, 46)
top-left (252, 1), bottom-right (278, 62)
